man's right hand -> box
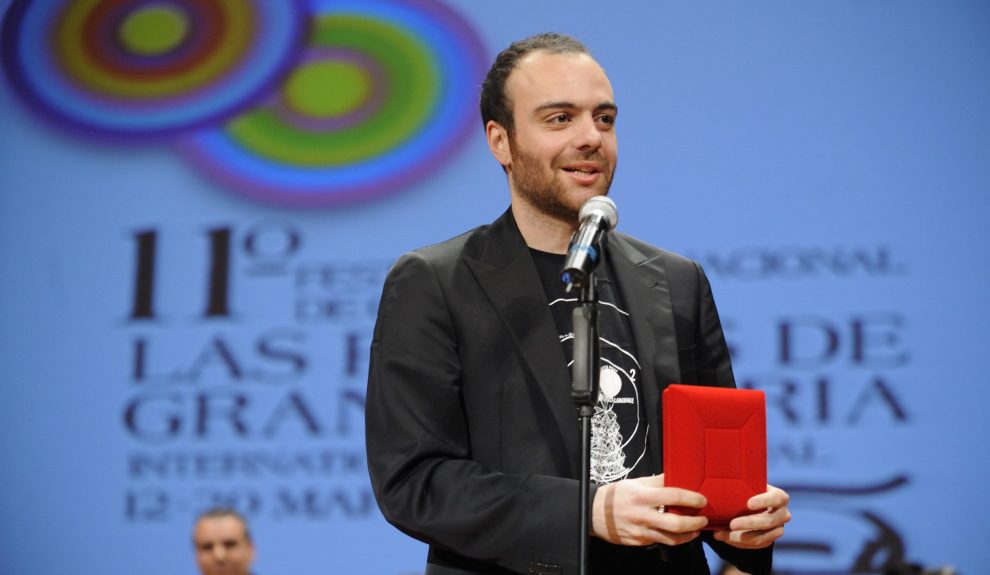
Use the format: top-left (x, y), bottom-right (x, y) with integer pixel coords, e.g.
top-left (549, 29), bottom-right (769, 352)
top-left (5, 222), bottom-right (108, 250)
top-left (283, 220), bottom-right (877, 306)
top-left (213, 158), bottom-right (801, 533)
top-left (591, 474), bottom-right (708, 546)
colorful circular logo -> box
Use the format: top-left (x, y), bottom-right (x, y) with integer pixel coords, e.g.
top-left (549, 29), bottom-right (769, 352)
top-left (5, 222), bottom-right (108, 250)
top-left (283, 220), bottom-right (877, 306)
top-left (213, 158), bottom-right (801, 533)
top-left (2, 0), bottom-right (305, 137)
top-left (2, 0), bottom-right (488, 206)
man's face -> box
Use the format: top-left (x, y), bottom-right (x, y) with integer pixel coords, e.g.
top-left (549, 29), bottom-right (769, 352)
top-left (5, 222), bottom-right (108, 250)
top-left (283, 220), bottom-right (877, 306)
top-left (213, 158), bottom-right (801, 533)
top-left (193, 516), bottom-right (255, 575)
top-left (499, 51), bottom-right (618, 223)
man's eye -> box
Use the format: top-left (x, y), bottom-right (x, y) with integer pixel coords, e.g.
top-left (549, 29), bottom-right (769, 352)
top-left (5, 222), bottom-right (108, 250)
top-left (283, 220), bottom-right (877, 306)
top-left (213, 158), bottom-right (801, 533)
top-left (551, 114), bottom-right (570, 123)
top-left (598, 114), bottom-right (616, 125)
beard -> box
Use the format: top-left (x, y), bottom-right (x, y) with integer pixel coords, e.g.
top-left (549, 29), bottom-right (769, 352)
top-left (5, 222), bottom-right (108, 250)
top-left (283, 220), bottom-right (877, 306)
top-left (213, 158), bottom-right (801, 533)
top-left (508, 139), bottom-right (615, 225)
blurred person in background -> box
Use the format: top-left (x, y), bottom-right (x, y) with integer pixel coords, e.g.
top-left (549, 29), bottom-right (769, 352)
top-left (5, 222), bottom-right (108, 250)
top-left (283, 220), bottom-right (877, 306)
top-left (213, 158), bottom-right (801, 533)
top-left (193, 507), bottom-right (256, 575)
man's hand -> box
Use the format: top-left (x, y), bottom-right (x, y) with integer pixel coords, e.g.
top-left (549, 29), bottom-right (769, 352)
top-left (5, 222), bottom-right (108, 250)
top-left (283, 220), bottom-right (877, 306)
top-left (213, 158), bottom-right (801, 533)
top-left (712, 484), bottom-right (791, 549)
top-left (592, 474), bottom-right (708, 546)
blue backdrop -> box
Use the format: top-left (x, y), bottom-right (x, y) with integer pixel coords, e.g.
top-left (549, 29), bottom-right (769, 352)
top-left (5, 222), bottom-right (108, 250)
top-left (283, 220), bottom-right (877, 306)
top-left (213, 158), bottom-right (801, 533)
top-left (1, 1), bottom-right (988, 573)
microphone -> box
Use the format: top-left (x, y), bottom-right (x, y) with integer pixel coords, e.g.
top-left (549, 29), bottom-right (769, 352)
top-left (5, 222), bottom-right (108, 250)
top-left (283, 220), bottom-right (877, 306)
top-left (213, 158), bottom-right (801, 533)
top-left (560, 196), bottom-right (618, 292)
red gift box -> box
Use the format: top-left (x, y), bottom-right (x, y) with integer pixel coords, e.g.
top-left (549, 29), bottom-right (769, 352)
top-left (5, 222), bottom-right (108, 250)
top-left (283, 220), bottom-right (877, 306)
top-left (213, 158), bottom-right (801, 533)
top-left (662, 384), bottom-right (767, 530)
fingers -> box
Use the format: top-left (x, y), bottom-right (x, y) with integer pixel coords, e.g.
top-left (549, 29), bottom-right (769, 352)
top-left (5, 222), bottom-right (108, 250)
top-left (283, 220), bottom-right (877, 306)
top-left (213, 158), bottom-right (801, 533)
top-left (623, 505), bottom-right (707, 546)
top-left (728, 503), bottom-right (791, 533)
top-left (735, 484), bottom-right (791, 531)
top-left (628, 475), bottom-right (706, 509)
top-left (594, 479), bottom-right (794, 549)
top-left (746, 484), bottom-right (790, 511)
top-left (592, 476), bottom-right (709, 547)
top-left (717, 484), bottom-right (792, 549)
top-left (646, 507), bottom-right (708, 541)
top-left (629, 475), bottom-right (708, 542)
top-left (712, 525), bottom-right (786, 549)
top-left (638, 473), bottom-right (665, 488)
top-left (654, 487), bottom-right (708, 511)
top-left (621, 512), bottom-right (706, 546)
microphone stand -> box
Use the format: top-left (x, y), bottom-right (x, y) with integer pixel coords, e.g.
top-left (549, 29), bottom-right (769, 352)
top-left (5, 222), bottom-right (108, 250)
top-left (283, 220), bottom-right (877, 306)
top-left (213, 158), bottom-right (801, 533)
top-left (570, 270), bottom-right (599, 575)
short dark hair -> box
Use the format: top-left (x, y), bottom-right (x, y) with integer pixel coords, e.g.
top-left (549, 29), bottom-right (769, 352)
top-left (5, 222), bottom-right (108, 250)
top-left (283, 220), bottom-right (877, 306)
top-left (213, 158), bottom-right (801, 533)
top-left (194, 507), bottom-right (252, 543)
top-left (480, 32), bottom-right (589, 134)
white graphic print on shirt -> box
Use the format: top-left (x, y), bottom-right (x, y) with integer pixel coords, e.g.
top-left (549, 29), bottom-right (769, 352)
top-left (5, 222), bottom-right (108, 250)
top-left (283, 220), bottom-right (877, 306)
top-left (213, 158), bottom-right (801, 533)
top-left (553, 298), bottom-right (648, 484)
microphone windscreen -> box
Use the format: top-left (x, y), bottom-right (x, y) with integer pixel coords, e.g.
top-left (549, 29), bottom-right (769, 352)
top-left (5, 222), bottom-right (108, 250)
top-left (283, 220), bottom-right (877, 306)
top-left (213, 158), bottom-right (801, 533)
top-left (578, 195), bottom-right (618, 231)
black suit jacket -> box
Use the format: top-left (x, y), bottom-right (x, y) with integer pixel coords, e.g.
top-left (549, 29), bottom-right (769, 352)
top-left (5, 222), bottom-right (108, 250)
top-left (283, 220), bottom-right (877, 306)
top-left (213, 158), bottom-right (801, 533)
top-left (366, 210), bottom-right (772, 575)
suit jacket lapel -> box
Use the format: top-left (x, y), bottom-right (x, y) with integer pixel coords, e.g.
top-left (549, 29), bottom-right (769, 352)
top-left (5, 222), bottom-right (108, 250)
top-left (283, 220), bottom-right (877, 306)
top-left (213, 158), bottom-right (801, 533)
top-left (606, 234), bottom-right (681, 474)
top-left (463, 210), bottom-right (580, 476)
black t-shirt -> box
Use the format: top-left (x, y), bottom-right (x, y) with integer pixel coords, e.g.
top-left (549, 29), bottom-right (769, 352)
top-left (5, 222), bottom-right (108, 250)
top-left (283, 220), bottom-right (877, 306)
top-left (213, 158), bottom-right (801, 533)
top-left (531, 248), bottom-right (670, 572)
top-left (530, 247), bottom-right (653, 484)
top-left (532, 247), bottom-right (734, 572)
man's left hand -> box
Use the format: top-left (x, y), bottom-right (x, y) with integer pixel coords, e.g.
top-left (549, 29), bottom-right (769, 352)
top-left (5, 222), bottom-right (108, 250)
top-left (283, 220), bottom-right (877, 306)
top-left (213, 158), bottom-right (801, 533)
top-left (712, 484), bottom-right (791, 549)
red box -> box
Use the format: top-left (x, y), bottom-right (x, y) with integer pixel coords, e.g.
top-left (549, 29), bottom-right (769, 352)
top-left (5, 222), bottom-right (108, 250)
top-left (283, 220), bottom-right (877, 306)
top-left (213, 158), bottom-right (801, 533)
top-left (662, 384), bottom-right (767, 530)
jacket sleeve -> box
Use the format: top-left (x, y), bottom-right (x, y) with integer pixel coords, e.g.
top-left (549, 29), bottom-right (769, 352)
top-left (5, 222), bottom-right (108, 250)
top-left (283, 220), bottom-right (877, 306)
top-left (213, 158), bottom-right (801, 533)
top-left (692, 260), bottom-right (736, 389)
top-left (365, 251), bottom-right (582, 574)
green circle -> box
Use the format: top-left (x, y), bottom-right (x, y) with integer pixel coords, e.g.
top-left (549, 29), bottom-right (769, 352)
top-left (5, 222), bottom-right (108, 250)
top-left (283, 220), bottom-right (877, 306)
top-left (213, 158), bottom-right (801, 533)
top-left (119, 6), bottom-right (189, 56)
top-left (228, 14), bottom-right (439, 167)
top-left (283, 61), bottom-right (371, 118)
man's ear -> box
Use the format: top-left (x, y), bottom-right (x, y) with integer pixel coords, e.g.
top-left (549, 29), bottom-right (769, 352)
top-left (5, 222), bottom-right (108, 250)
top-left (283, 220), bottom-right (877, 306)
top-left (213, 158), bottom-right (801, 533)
top-left (486, 120), bottom-right (511, 169)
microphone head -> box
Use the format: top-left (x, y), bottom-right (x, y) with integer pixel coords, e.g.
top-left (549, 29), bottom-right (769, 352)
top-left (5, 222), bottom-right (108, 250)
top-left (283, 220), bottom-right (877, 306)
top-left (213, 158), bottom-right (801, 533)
top-left (579, 195), bottom-right (618, 231)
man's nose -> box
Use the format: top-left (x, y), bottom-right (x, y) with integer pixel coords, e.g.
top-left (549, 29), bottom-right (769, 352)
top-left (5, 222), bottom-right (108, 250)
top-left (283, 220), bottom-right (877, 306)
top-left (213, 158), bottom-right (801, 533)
top-left (211, 545), bottom-right (227, 562)
top-left (572, 115), bottom-right (603, 150)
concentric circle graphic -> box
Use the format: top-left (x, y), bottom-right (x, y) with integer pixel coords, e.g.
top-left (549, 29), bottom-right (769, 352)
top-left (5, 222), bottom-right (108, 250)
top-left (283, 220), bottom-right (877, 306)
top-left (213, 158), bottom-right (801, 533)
top-left (2, 0), bottom-right (488, 206)
top-left (2, 0), bottom-right (306, 138)
top-left (180, 0), bottom-right (488, 206)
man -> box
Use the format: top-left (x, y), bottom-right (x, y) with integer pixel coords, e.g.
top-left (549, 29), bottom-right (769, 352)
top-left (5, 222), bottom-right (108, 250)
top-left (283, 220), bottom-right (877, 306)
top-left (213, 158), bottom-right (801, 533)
top-left (366, 32), bottom-right (790, 575)
top-left (192, 508), bottom-right (256, 575)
